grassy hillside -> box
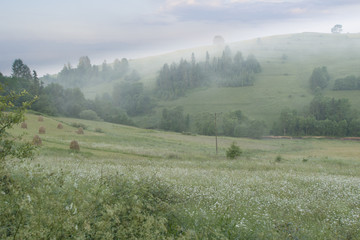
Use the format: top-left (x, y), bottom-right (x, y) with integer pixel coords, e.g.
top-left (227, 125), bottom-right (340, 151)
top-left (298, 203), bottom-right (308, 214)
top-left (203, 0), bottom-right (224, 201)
top-left (3, 113), bottom-right (360, 238)
top-left (82, 32), bottom-right (360, 130)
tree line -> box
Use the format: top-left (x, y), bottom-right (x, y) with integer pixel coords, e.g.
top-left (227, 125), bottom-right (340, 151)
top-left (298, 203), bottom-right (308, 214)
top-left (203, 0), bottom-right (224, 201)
top-left (333, 75), bottom-right (360, 90)
top-left (1, 59), bottom-right (135, 126)
top-left (272, 95), bottom-right (360, 136)
top-left (43, 56), bottom-right (129, 88)
top-left (159, 107), bottom-right (267, 139)
top-left (5, 58), bottom-right (360, 138)
top-left (309, 66), bottom-right (360, 91)
top-left (156, 46), bottom-right (261, 99)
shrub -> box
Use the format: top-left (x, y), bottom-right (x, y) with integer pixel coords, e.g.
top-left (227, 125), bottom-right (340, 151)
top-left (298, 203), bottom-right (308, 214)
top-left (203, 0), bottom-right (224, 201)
top-left (38, 116), bottom-right (44, 122)
top-left (226, 142), bottom-right (242, 159)
top-left (57, 123), bottom-right (63, 129)
top-left (182, 131), bottom-right (193, 135)
top-left (39, 126), bottom-right (46, 134)
top-left (32, 135), bottom-right (42, 146)
top-left (0, 170), bottom-right (183, 239)
top-left (69, 140), bottom-right (80, 151)
top-left (95, 127), bottom-right (104, 133)
top-left (21, 122), bottom-right (27, 129)
top-left (275, 155), bottom-right (282, 162)
top-left (309, 66), bottom-right (330, 92)
top-left (0, 87), bottom-right (36, 163)
top-left (79, 109), bottom-right (102, 121)
top-left (76, 127), bottom-right (84, 134)
top-left (71, 122), bottom-right (87, 130)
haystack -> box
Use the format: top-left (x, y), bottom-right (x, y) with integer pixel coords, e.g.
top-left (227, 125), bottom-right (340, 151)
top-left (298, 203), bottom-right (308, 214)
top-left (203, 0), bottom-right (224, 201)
top-left (38, 116), bottom-right (44, 122)
top-left (21, 122), bottom-right (27, 129)
top-left (76, 127), bottom-right (84, 134)
top-left (57, 123), bottom-right (63, 129)
top-left (70, 140), bottom-right (80, 151)
top-left (32, 135), bottom-right (42, 146)
top-left (39, 126), bottom-right (46, 134)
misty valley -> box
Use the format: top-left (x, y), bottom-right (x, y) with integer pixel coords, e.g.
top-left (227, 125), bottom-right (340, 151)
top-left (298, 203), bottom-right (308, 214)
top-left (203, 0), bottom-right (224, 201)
top-left (1, 32), bottom-right (360, 239)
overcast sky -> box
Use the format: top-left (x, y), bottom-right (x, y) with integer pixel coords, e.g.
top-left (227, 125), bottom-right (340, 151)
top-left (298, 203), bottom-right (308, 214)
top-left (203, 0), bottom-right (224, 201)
top-left (1, 0), bottom-right (360, 76)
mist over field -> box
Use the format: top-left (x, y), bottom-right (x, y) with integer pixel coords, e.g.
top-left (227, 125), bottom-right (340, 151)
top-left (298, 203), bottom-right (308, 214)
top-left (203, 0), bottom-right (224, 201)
top-left (2, 0), bottom-right (360, 75)
top-left (1, 1), bottom-right (360, 239)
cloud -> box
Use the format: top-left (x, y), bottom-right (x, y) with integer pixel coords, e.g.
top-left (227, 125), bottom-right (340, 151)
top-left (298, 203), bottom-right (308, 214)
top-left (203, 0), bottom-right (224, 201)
top-left (160, 0), bottom-right (222, 10)
top-left (159, 1), bottom-right (291, 23)
top-left (1, 0), bottom-right (360, 76)
top-left (158, 0), bottom-right (360, 23)
top-left (290, 7), bottom-right (307, 14)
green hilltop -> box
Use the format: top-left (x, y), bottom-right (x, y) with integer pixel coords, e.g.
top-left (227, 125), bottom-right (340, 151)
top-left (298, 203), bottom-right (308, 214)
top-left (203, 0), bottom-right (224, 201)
top-left (117, 32), bottom-right (360, 129)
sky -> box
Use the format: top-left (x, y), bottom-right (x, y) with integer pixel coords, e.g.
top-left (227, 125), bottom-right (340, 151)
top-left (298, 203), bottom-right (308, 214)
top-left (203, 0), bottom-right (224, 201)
top-left (1, 0), bottom-right (360, 76)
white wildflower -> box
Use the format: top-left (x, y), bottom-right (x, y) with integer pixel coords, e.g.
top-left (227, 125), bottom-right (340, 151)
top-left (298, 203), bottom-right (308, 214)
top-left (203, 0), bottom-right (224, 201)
top-left (27, 194), bottom-right (31, 203)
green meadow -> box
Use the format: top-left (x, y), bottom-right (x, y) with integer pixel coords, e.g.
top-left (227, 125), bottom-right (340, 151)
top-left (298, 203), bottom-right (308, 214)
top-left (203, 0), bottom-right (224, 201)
top-left (2, 113), bottom-right (359, 239)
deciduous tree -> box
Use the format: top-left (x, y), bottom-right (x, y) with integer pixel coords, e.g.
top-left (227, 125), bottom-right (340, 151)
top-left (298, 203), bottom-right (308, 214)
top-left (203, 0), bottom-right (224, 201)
top-left (0, 86), bottom-right (36, 166)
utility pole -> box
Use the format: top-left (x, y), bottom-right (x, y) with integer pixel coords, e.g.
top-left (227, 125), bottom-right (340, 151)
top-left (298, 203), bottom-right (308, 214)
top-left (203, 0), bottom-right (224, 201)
top-left (215, 112), bottom-right (222, 155)
top-left (215, 113), bottom-right (218, 155)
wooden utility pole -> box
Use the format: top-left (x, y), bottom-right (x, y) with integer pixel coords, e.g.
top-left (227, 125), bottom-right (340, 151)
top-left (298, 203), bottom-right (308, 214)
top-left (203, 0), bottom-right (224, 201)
top-left (215, 113), bottom-right (218, 155)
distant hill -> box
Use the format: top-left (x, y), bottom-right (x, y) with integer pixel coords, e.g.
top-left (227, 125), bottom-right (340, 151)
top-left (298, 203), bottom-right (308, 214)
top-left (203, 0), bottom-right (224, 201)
top-left (129, 32), bottom-right (360, 129)
top-left (55, 32), bottom-right (360, 131)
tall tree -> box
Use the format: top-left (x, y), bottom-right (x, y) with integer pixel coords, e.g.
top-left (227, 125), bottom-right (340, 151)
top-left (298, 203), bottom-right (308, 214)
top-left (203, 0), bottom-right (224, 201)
top-left (11, 59), bottom-right (32, 80)
top-left (309, 66), bottom-right (330, 92)
top-left (77, 56), bottom-right (92, 72)
top-left (331, 24), bottom-right (343, 34)
top-left (29, 70), bottom-right (41, 96)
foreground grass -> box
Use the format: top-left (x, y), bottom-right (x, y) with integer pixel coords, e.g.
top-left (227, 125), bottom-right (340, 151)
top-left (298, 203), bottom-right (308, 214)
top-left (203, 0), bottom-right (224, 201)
top-left (1, 114), bottom-right (360, 239)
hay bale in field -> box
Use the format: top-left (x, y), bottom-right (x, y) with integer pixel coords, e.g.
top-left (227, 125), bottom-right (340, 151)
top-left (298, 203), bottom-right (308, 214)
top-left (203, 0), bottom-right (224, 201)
top-left (21, 122), bottom-right (27, 129)
top-left (39, 126), bottom-right (46, 134)
top-left (57, 123), bottom-right (63, 129)
top-left (32, 135), bottom-right (42, 146)
top-left (70, 140), bottom-right (80, 151)
top-left (76, 127), bottom-right (84, 134)
top-left (38, 116), bottom-right (44, 122)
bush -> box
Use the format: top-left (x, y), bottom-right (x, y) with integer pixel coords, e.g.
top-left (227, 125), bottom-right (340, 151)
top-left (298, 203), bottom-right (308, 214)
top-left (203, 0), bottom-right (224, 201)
top-left (0, 169), bottom-right (184, 239)
top-left (309, 66), bottom-right (330, 92)
top-left (69, 140), bottom-right (80, 151)
top-left (226, 142), bottom-right (242, 159)
top-left (39, 126), bottom-right (46, 134)
top-left (71, 122), bottom-right (87, 130)
top-left (32, 135), bottom-right (42, 146)
top-left (0, 86), bottom-right (36, 164)
top-left (79, 109), bottom-right (102, 121)
top-left (95, 127), bottom-right (104, 133)
top-left (21, 122), bottom-right (27, 129)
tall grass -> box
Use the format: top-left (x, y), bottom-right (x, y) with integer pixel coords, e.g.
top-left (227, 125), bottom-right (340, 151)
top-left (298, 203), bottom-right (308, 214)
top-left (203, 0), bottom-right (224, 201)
top-left (1, 164), bottom-right (186, 239)
top-left (2, 114), bottom-right (360, 239)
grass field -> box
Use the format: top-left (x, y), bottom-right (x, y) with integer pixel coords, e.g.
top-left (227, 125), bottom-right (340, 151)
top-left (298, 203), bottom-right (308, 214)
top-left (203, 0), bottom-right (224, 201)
top-left (1, 113), bottom-right (359, 239)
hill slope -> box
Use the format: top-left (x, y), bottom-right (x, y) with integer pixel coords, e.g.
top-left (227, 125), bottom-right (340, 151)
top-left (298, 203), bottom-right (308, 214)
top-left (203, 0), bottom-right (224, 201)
top-left (80, 32), bottom-right (360, 130)
top-left (131, 32), bottom-right (360, 129)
